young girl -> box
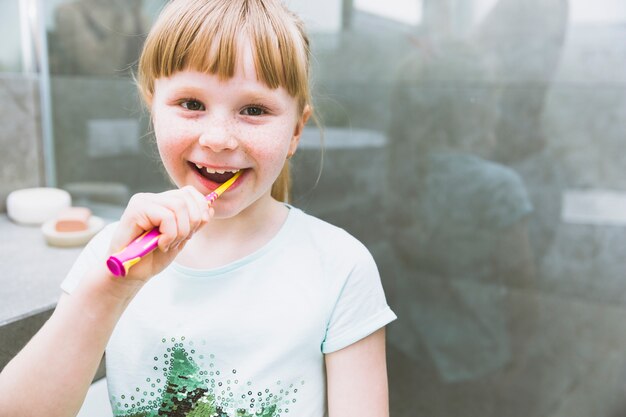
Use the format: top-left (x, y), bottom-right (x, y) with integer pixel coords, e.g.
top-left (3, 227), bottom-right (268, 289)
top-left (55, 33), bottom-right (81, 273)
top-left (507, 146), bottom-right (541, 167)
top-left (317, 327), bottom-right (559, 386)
top-left (0, 1), bottom-right (396, 416)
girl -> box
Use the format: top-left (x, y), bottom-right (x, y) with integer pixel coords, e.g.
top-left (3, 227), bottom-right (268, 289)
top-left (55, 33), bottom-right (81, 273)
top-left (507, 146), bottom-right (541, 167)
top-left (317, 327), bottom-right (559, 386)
top-left (0, 1), bottom-right (396, 416)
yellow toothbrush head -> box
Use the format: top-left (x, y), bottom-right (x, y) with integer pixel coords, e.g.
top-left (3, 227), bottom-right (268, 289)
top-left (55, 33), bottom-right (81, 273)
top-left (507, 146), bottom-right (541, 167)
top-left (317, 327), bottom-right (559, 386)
top-left (206, 170), bottom-right (242, 204)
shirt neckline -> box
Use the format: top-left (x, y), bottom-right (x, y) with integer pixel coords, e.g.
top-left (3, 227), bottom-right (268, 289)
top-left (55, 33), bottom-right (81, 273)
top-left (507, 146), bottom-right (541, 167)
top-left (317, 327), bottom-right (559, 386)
top-left (170, 204), bottom-right (297, 278)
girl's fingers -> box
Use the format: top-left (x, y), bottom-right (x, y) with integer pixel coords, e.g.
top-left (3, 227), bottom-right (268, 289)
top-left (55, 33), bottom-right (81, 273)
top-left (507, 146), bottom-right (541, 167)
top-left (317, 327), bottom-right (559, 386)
top-left (154, 206), bottom-right (179, 252)
top-left (148, 187), bottom-right (208, 248)
top-left (136, 203), bottom-right (178, 252)
top-left (179, 186), bottom-right (204, 233)
top-left (183, 186), bottom-right (212, 230)
top-left (113, 199), bottom-right (177, 253)
top-left (155, 192), bottom-right (190, 249)
top-left (115, 187), bottom-right (212, 256)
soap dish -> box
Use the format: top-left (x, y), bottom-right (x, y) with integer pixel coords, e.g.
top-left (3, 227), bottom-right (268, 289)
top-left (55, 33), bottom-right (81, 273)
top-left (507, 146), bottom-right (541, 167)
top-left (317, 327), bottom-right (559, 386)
top-left (7, 187), bottom-right (71, 225)
top-left (41, 216), bottom-right (105, 247)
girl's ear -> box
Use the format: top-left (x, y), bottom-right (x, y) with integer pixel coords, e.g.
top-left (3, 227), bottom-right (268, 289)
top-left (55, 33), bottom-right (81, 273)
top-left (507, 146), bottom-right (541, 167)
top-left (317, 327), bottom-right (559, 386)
top-left (288, 105), bottom-right (312, 158)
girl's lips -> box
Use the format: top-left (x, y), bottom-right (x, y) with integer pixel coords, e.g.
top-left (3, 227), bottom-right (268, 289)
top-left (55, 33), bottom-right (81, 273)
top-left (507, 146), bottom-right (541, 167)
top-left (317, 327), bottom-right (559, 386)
top-left (188, 161), bottom-right (245, 193)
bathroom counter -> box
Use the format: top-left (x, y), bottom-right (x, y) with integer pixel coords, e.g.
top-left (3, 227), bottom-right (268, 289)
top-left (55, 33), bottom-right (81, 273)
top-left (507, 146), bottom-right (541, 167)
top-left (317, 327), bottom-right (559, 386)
top-left (0, 210), bottom-right (119, 377)
top-left (0, 215), bottom-right (83, 326)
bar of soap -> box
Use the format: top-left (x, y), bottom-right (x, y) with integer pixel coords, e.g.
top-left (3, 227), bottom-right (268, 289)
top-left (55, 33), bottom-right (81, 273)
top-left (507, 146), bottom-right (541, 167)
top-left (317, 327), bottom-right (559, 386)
top-left (54, 207), bottom-right (92, 232)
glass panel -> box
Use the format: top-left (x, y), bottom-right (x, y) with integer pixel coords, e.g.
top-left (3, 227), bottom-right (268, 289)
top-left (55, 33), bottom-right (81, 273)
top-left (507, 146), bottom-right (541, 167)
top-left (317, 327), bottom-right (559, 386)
top-left (0, 0), bottom-right (23, 72)
top-left (45, 0), bottom-right (168, 215)
top-left (291, 0), bottom-right (626, 415)
top-left (354, 0), bottom-right (422, 25)
top-left (39, 0), bottom-right (626, 415)
top-left (0, 0), bottom-right (42, 207)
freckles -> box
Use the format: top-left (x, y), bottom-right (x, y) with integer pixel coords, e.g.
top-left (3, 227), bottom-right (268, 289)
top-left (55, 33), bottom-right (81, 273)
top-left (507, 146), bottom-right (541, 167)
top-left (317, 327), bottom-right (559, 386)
top-left (253, 123), bottom-right (295, 155)
top-left (155, 128), bottom-right (195, 173)
top-left (156, 122), bottom-right (196, 148)
top-left (155, 130), bottom-right (181, 154)
top-left (252, 134), bottom-right (290, 162)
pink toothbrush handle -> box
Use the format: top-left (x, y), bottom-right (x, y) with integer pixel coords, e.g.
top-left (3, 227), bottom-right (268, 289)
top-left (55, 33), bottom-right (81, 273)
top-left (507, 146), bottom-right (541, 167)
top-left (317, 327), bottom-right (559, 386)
top-left (107, 228), bottom-right (161, 277)
top-left (106, 190), bottom-right (220, 277)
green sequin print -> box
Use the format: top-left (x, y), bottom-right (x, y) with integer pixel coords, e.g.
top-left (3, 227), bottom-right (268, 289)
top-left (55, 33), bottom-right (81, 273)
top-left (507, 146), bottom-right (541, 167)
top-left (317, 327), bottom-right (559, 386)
top-left (112, 338), bottom-right (302, 417)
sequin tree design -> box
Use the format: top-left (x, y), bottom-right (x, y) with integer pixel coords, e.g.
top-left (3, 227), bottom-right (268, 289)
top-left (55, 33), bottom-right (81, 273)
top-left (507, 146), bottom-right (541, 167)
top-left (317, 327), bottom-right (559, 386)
top-left (113, 339), bottom-right (301, 417)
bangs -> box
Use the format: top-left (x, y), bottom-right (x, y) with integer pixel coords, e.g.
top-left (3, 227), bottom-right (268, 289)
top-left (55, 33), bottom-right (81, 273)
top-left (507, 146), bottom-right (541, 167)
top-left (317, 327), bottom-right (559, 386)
top-left (139, 0), bottom-right (310, 106)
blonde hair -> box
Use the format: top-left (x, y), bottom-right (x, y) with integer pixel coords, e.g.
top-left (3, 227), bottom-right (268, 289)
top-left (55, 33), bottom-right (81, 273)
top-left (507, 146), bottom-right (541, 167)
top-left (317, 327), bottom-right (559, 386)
top-left (137, 0), bottom-right (313, 202)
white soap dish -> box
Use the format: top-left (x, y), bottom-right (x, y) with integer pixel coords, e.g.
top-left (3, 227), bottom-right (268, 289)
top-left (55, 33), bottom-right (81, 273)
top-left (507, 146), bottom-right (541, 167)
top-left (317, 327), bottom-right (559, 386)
top-left (41, 216), bottom-right (105, 247)
top-left (7, 187), bottom-right (71, 225)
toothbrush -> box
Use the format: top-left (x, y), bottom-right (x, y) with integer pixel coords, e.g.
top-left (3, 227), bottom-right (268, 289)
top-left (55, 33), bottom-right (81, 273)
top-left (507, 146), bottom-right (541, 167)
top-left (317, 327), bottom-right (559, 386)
top-left (106, 171), bottom-right (241, 277)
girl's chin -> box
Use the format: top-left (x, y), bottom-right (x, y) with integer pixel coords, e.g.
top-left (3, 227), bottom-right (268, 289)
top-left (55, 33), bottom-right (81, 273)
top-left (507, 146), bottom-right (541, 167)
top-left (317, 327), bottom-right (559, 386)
top-left (209, 200), bottom-right (249, 220)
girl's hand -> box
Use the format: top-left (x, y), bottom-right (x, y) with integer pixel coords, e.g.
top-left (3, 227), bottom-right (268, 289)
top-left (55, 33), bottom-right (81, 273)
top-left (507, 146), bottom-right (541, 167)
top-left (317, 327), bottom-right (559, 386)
top-left (108, 186), bottom-right (212, 284)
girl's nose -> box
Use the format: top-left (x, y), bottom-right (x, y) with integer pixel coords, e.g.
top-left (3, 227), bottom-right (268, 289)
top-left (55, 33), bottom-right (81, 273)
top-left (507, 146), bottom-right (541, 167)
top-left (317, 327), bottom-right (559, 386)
top-left (198, 119), bottom-right (238, 152)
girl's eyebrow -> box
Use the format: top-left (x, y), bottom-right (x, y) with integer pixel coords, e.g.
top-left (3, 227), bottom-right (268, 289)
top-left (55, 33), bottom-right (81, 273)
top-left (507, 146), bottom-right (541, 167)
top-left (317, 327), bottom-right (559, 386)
top-left (242, 92), bottom-right (281, 104)
top-left (232, 83), bottom-right (278, 97)
top-left (163, 79), bottom-right (288, 106)
top-left (168, 81), bottom-right (268, 94)
top-left (167, 86), bottom-right (204, 97)
top-left (235, 84), bottom-right (290, 105)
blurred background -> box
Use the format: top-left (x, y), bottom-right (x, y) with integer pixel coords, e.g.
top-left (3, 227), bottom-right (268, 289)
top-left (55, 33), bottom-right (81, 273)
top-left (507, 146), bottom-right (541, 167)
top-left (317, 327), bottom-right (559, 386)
top-left (2, 0), bottom-right (626, 415)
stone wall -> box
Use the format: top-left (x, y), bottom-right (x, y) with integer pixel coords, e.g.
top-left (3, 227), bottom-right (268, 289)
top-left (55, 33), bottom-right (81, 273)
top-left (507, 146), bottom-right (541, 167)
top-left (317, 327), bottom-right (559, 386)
top-left (0, 75), bottom-right (43, 212)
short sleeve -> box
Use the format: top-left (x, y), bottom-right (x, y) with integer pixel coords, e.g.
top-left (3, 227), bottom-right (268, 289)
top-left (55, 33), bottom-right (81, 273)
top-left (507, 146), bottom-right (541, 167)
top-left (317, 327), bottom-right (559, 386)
top-left (60, 222), bottom-right (117, 294)
top-left (321, 245), bottom-right (397, 354)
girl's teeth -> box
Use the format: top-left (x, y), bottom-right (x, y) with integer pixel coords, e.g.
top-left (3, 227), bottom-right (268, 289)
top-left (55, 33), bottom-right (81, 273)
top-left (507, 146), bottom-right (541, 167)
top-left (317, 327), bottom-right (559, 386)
top-left (205, 168), bottom-right (237, 174)
top-left (194, 163), bottom-right (240, 175)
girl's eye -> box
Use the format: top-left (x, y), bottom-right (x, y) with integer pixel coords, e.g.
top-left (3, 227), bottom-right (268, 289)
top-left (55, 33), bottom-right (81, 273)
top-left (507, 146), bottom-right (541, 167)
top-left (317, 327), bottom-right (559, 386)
top-left (180, 99), bottom-right (205, 111)
top-left (241, 106), bottom-right (266, 116)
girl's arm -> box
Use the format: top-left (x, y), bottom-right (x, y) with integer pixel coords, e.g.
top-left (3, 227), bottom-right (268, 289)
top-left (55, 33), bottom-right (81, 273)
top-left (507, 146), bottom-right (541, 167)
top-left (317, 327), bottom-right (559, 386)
top-left (0, 265), bottom-right (142, 416)
top-left (0, 186), bottom-right (211, 416)
top-left (325, 327), bottom-right (390, 417)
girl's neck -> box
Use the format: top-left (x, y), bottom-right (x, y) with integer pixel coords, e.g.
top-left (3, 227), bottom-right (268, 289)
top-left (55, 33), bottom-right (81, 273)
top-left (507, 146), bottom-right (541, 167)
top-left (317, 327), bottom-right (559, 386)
top-left (175, 196), bottom-right (289, 270)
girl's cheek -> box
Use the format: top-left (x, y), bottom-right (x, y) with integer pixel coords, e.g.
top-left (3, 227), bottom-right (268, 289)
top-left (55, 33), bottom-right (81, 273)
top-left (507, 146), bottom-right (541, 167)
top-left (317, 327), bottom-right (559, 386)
top-left (241, 123), bottom-right (294, 155)
top-left (155, 126), bottom-right (195, 166)
top-left (156, 120), bottom-right (196, 146)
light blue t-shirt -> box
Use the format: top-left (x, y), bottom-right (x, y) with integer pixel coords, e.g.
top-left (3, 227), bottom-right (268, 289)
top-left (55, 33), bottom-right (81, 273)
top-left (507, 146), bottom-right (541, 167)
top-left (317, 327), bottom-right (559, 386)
top-left (61, 206), bottom-right (396, 417)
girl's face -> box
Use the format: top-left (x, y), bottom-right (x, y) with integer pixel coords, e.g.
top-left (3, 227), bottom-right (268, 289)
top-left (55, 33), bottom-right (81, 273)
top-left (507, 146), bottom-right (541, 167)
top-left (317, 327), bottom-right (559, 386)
top-left (150, 41), bottom-right (308, 218)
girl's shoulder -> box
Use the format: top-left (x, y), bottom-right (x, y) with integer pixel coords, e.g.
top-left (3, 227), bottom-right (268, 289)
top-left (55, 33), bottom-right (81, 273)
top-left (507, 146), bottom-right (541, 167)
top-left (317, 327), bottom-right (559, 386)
top-left (286, 206), bottom-right (374, 264)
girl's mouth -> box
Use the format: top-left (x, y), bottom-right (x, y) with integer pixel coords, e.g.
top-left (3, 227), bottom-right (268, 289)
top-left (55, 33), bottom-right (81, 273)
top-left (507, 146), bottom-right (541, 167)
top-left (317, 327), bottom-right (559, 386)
top-left (190, 162), bottom-right (240, 184)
